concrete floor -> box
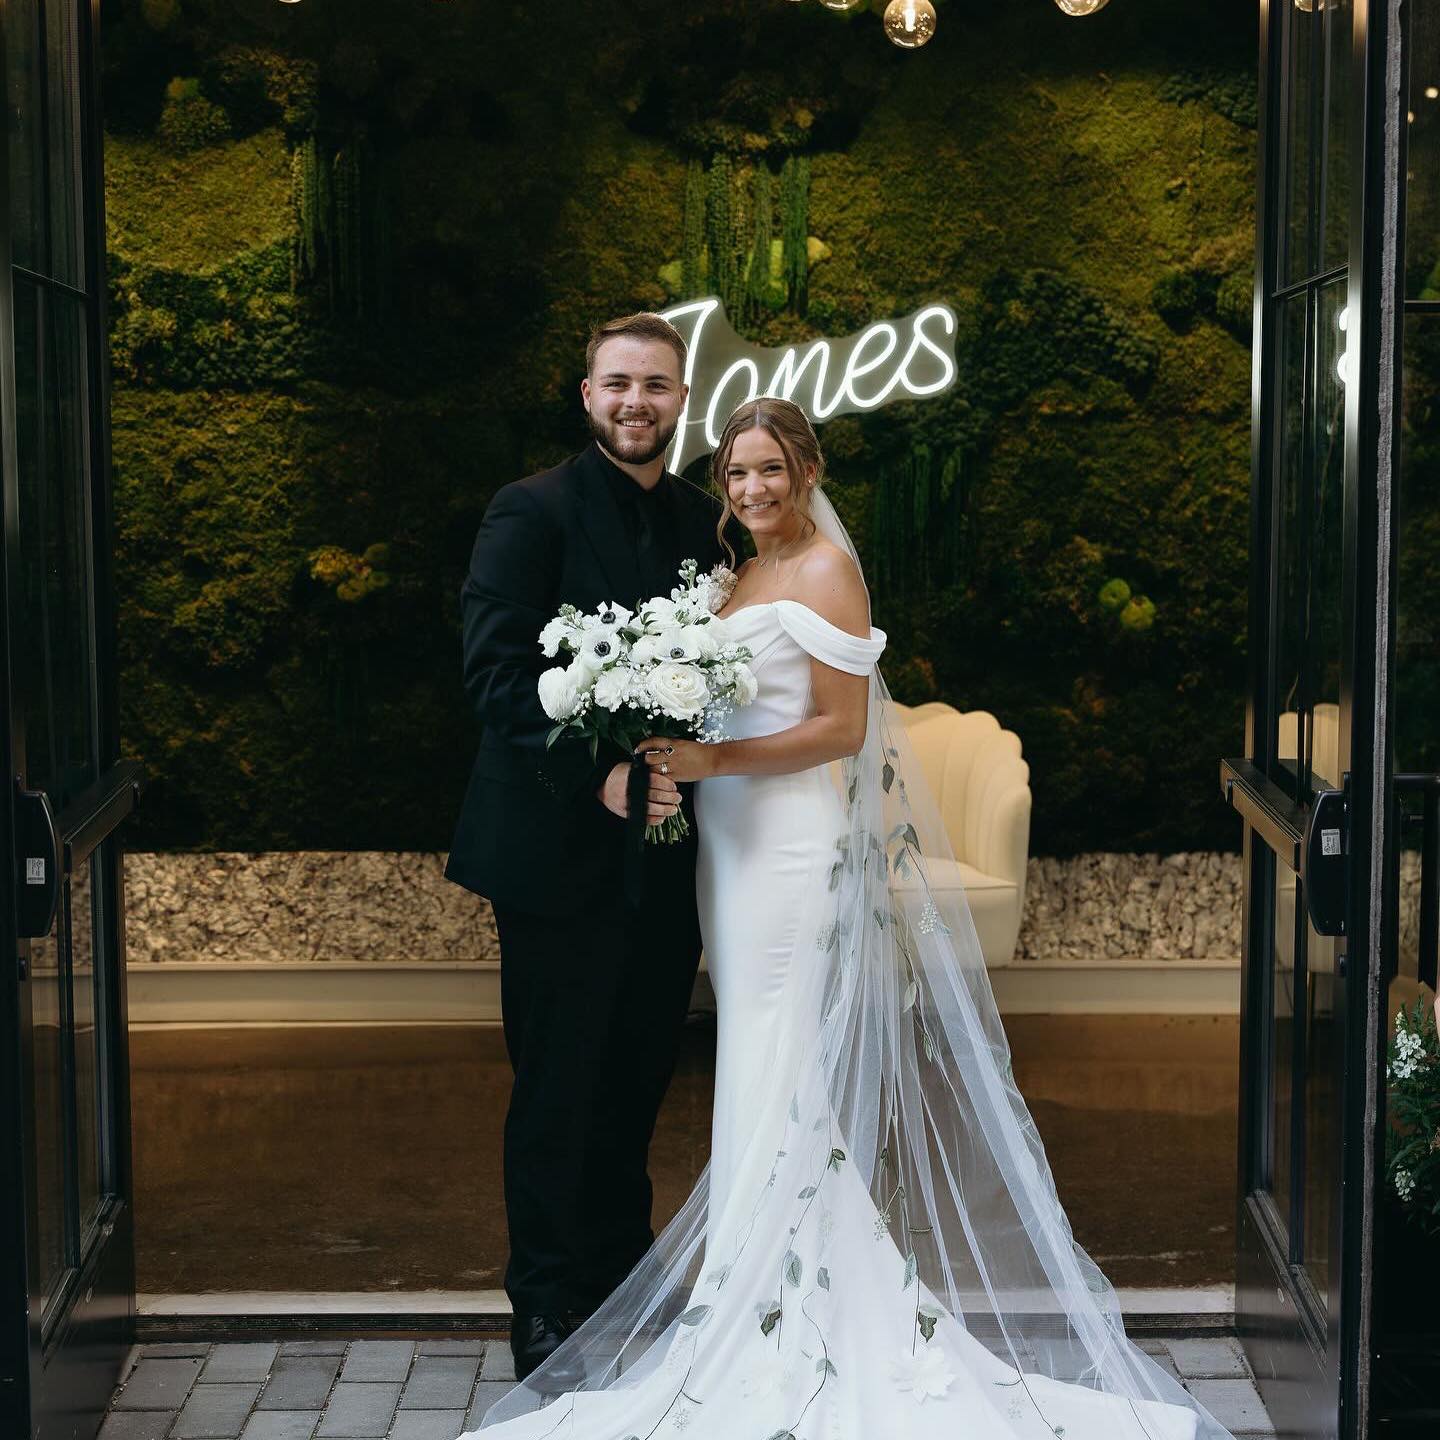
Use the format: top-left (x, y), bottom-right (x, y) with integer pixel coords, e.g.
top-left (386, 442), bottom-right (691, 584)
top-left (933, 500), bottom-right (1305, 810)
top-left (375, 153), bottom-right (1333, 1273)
top-left (100, 1334), bottom-right (1278, 1439)
top-left (129, 1014), bottom-right (1239, 1293)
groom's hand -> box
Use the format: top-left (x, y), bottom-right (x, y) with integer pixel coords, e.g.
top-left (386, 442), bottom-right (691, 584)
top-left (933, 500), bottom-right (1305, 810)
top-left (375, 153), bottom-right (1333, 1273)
top-left (598, 761), bottom-right (681, 824)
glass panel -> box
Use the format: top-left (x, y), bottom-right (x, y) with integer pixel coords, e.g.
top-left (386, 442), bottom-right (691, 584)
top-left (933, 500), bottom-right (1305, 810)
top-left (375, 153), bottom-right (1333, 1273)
top-left (30, 912), bottom-right (68, 1316)
top-left (1284, 0), bottom-right (1318, 285)
top-left (1395, 315), bottom-right (1440, 778)
top-left (1405, 0), bottom-right (1440, 299)
top-left (1271, 859), bottom-right (1299, 1232)
top-left (1319, 0), bottom-right (1351, 272)
top-left (43, 0), bottom-right (85, 288)
top-left (13, 281), bottom-right (98, 810)
top-left (1302, 911), bottom-right (1339, 1303)
top-left (4, 0), bottom-right (46, 272)
top-left (1275, 293), bottom-right (1310, 793)
top-left (72, 857), bottom-right (99, 1238)
top-left (1309, 276), bottom-right (1348, 789)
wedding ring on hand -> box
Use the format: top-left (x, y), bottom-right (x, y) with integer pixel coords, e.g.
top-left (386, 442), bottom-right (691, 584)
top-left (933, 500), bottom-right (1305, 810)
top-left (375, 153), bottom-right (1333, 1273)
top-left (660, 762), bottom-right (670, 775)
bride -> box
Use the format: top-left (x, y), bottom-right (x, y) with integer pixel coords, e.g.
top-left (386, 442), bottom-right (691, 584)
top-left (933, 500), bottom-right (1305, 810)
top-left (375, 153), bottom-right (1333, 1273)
top-left (468, 398), bottom-right (1236, 1440)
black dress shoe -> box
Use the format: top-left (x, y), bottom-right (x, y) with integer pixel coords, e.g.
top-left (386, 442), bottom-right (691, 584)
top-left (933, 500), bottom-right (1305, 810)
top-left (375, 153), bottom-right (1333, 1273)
top-left (511, 1312), bottom-right (584, 1387)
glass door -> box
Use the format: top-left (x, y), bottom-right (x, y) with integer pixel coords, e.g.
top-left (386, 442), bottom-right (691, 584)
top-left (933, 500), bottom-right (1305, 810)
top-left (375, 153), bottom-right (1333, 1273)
top-left (1, 1), bottom-right (141, 1437)
top-left (1223, 0), bottom-right (1406, 1436)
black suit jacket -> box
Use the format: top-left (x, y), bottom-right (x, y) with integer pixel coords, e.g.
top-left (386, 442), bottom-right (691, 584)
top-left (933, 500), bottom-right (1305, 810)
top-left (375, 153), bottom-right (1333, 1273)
top-left (444, 443), bottom-right (739, 915)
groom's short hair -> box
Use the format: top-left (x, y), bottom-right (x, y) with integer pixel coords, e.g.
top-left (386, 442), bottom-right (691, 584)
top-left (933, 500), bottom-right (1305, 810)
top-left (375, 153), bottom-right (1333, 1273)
top-left (586, 313), bottom-right (688, 379)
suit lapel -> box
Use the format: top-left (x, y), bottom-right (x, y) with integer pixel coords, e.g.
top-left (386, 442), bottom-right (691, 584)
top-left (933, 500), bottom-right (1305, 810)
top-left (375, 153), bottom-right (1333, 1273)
top-left (571, 444), bottom-right (644, 606)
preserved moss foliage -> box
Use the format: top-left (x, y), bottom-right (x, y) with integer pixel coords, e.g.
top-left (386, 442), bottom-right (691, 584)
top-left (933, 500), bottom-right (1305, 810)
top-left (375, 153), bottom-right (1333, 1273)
top-left (102, 0), bottom-right (1256, 855)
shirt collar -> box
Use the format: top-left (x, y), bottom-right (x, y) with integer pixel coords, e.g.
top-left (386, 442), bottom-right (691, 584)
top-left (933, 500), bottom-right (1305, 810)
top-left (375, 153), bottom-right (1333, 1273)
top-left (592, 441), bottom-right (672, 511)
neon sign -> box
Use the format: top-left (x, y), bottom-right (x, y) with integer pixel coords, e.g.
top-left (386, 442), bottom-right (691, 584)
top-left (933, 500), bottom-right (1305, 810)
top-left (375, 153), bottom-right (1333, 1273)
top-left (659, 297), bottom-right (958, 472)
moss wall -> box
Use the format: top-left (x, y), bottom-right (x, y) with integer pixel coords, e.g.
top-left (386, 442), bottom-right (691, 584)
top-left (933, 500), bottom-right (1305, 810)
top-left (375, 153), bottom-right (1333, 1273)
top-left (102, 0), bottom-right (1257, 855)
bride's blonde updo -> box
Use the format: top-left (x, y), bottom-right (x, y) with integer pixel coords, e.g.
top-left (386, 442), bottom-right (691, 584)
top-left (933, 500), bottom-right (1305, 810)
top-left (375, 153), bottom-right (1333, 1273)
top-left (711, 397), bottom-right (826, 568)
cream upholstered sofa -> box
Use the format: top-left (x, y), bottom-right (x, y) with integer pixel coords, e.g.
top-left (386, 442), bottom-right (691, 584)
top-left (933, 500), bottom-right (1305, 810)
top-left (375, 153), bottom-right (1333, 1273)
top-left (889, 702), bottom-right (1032, 969)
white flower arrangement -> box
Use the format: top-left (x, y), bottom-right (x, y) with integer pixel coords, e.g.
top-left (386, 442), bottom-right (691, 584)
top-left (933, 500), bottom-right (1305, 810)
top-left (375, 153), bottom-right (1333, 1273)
top-left (538, 559), bottom-right (756, 841)
top-left (1386, 997), bottom-right (1440, 1233)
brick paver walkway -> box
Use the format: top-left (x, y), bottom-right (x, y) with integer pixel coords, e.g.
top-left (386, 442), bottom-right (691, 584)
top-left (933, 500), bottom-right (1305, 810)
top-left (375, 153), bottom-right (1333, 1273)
top-left (102, 1334), bottom-right (1278, 1438)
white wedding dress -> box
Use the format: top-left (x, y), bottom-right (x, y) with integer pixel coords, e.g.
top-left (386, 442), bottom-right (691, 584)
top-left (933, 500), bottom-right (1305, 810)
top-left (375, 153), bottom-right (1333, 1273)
top-left (474, 496), bottom-right (1233, 1440)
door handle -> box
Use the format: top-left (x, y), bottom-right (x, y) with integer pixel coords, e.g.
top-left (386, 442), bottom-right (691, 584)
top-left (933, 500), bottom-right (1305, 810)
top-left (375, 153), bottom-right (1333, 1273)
top-left (14, 777), bottom-right (61, 945)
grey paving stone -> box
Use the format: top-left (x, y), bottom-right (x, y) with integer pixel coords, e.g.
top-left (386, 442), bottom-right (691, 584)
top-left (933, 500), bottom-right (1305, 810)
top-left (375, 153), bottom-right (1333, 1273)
top-left (1168, 1337), bottom-right (1252, 1379)
top-left (142, 1343), bottom-right (214, 1358)
top-left (202, 1345), bottom-right (279, 1385)
top-left (477, 1346), bottom-right (513, 1383)
top-left (280, 1341), bottom-right (348, 1357)
top-left (256, 1356), bottom-right (342, 1410)
top-left (239, 1417), bottom-right (320, 1440)
top-left (115, 1357), bottom-right (206, 1410)
top-left (397, 1356), bottom-right (480, 1411)
top-left (338, 1342), bottom-right (414, 1384)
top-left (99, 1414), bottom-right (179, 1440)
top-left (387, 1414), bottom-right (468, 1440)
top-left (316, 1382), bottom-right (401, 1438)
top-left (1185, 1378), bottom-right (1276, 1434)
top-left (172, 1381), bottom-right (265, 1439)
top-left (465, 1382), bottom-right (515, 1431)
top-left (415, 1340), bottom-right (485, 1357)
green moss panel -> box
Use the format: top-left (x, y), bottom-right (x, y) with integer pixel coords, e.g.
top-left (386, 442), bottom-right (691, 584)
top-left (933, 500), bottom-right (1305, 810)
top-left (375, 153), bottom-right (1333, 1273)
top-left (102, 0), bottom-right (1257, 855)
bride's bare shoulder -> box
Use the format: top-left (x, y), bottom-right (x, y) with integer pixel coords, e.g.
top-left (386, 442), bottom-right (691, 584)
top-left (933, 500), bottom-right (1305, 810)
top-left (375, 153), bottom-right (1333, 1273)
top-left (791, 540), bottom-right (869, 636)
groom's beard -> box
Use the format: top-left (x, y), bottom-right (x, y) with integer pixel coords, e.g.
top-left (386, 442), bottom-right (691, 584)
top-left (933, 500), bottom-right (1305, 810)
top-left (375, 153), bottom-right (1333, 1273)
top-left (587, 409), bottom-right (680, 468)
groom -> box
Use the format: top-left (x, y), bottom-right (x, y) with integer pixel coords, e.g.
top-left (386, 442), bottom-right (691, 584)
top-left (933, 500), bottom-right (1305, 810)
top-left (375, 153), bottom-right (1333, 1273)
top-left (445, 313), bottom-right (740, 1379)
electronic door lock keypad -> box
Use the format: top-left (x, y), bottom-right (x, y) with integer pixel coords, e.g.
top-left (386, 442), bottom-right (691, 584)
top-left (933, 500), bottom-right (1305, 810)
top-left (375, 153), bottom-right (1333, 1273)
top-left (1303, 787), bottom-right (1348, 938)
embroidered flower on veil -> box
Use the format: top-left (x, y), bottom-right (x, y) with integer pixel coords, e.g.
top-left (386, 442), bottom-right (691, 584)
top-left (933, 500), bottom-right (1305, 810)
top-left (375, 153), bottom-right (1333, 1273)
top-left (890, 1345), bottom-right (956, 1402)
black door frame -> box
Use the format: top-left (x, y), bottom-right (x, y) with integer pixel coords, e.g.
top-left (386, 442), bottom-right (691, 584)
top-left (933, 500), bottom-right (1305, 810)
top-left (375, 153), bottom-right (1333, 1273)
top-left (0, 1), bottom-right (141, 1436)
top-left (1226, 0), bottom-right (1405, 1436)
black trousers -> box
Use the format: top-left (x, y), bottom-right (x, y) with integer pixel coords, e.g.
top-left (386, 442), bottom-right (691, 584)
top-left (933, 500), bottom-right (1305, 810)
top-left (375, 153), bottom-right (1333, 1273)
top-left (492, 867), bottom-right (703, 1317)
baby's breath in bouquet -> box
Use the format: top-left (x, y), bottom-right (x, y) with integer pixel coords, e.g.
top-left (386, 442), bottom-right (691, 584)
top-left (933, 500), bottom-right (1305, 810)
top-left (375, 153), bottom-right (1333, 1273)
top-left (537, 561), bottom-right (755, 842)
top-left (1386, 997), bottom-right (1440, 1237)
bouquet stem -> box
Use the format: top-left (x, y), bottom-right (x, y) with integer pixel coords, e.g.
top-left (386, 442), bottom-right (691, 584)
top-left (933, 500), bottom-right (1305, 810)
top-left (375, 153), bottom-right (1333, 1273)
top-left (646, 807), bottom-right (692, 845)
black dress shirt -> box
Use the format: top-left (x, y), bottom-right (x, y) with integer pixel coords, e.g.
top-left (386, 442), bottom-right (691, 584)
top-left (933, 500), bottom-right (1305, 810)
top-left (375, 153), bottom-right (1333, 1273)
top-left (595, 447), bottom-right (685, 603)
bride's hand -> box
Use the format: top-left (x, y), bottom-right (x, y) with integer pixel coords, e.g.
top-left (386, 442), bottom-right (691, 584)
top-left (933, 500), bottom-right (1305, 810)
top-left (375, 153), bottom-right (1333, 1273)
top-left (634, 736), bottom-right (716, 783)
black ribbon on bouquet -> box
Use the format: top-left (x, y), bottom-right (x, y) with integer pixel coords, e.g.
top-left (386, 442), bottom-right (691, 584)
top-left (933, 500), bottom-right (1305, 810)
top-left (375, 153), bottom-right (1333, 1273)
top-left (624, 752), bottom-right (651, 908)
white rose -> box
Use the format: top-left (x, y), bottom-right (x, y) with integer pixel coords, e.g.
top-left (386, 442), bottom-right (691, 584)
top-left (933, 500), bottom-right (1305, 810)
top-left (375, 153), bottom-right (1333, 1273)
top-left (631, 634), bottom-right (664, 665)
top-left (577, 628), bottom-right (625, 673)
top-left (647, 661), bottom-right (711, 721)
top-left (593, 666), bottom-right (632, 712)
top-left (731, 663), bottom-right (758, 706)
top-left (538, 663), bottom-right (585, 721)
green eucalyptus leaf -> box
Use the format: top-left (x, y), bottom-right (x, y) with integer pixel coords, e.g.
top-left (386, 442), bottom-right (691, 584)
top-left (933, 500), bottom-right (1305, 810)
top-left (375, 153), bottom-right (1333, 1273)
top-left (679, 1305), bottom-right (712, 1325)
top-left (816, 1357), bottom-right (838, 1378)
top-left (760, 1303), bottom-right (782, 1337)
top-left (903, 1251), bottom-right (917, 1288)
top-left (829, 1147), bottom-right (846, 1171)
top-left (817, 1266), bottom-right (831, 1291)
top-left (799, 1185), bottom-right (817, 1199)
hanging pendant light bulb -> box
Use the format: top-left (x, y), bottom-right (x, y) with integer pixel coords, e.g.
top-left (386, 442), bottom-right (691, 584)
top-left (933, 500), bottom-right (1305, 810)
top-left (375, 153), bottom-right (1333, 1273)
top-left (1053, 0), bottom-right (1111, 14)
top-left (820, 0), bottom-right (867, 9)
top-left (883, 0), bottom-right (937, 48)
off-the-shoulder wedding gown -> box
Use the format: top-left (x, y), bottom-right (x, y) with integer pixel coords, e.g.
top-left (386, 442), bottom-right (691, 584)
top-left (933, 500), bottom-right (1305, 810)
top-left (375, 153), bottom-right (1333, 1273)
top-left (470, 593), bottom-right (1217, 1440)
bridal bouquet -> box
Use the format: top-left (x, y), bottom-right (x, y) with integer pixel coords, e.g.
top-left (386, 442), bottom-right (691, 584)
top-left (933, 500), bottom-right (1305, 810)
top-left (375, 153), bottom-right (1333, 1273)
top-left (537, 559), bottom-right (756, 842)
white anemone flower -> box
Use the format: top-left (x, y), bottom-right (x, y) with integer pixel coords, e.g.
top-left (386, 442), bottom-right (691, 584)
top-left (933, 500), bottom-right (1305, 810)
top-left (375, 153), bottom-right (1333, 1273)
top-left (590, 601), bottom-right (633, 630)
top-left (577, 628), bottom-right (625, 673)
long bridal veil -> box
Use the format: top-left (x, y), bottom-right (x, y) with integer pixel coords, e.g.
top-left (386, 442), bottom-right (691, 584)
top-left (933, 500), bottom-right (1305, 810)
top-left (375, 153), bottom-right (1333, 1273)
top-left (477, 488), bottom-right (1235, 1440)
